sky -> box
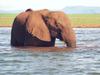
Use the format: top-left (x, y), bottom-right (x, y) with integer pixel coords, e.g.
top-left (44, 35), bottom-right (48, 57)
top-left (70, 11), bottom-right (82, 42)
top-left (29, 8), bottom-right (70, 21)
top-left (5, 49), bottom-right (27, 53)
top-left (0, 0), bottom-right (100, 10)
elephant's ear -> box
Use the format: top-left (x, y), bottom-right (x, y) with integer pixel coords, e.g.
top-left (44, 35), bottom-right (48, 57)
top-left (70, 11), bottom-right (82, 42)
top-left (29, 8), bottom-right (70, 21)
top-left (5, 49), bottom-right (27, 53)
top-left (26, 12), bottom-right (51, 42)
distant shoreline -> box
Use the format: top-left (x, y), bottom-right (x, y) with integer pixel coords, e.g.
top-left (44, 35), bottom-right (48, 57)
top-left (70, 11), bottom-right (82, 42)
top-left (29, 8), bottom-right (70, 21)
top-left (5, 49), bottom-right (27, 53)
top-left (0, 25), bottom-right (11, 27)
top-left (0, 25), bottom-right (100, 28)
top-left (0, 13), bottom-right (100, 28)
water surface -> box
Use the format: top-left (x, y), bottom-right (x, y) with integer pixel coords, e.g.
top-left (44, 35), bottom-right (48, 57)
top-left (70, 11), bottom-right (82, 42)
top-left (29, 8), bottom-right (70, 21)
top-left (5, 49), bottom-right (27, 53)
top-left (0, 27), bottom-right (100, 75)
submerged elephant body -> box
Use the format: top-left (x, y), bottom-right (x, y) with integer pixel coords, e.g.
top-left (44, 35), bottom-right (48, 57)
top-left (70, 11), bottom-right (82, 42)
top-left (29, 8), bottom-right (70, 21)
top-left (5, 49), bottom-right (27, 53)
top-left (11, 9), bottom-right (76, 47)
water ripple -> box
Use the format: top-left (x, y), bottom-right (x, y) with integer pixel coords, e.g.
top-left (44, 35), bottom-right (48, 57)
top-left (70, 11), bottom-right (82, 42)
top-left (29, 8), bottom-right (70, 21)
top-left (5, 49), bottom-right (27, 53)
top-left (0, 28), bottom-right (100, 75)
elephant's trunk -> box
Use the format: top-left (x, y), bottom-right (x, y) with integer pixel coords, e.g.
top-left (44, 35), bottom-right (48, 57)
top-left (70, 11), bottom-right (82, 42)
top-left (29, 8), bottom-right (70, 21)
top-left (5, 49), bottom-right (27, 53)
top-left (61, 28), bottom-right (76, 48)
top-left (65, 40), bottom-right (76, 48)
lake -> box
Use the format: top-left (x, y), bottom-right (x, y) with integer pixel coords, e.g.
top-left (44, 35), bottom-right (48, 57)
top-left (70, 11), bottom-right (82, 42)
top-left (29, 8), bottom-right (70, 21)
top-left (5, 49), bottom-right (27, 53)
top-left (0, 27), bottom-right (100, 75)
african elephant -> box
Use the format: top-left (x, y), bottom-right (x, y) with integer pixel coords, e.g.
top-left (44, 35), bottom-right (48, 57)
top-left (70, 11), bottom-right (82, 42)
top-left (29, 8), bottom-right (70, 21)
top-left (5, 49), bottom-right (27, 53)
top-left (11, 9), bottom-right (76, 47)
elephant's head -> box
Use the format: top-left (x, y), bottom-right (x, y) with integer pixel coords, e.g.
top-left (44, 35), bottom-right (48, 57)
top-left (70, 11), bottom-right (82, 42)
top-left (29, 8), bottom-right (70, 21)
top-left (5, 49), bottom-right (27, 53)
top-left (44, 11), bottom-right (76, 47)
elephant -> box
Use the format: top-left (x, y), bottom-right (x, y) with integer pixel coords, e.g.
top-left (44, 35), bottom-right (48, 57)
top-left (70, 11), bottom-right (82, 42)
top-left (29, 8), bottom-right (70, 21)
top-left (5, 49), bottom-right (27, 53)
top-left (11, 9), bottom-right (76, 47)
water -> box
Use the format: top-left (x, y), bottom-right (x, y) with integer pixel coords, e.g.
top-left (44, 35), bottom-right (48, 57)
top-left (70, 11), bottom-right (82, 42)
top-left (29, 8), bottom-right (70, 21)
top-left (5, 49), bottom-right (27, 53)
top-left (0, 27), bottom-right (100, 75)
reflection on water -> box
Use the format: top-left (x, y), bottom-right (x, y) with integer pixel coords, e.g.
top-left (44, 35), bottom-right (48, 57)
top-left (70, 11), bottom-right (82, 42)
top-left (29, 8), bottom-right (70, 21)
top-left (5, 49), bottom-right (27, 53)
top-left (0, 27), bottom-right (100, 75)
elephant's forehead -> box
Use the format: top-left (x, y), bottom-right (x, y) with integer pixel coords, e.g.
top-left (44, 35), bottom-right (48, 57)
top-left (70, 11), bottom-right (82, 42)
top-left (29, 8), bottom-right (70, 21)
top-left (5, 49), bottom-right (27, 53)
top-left (37, 9), bottom-right (49, 16)
top-left (50, 12), bottom-right (65, 16)
top-left (52, 15), bottom-right (64, 23)
top-left (49, 14), bottom-right (65, 21)
top-left (48, 12), bottom-right (70, 25)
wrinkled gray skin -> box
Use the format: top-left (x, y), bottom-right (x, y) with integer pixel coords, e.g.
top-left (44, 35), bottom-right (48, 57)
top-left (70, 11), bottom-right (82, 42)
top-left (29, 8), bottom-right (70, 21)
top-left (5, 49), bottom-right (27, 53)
top-left (11, 9), bottom-right (76, 47)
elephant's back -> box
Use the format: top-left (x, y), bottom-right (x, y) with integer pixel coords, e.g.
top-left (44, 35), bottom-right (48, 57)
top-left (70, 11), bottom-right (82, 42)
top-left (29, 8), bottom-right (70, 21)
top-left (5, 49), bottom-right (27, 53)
top-left (16, 12), bottom-right (30, 25)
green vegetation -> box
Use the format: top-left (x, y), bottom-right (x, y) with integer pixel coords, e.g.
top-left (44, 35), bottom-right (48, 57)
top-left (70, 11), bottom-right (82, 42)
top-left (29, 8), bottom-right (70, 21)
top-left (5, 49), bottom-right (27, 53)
top-left (0, 13), bottom-right (100, 27)
top-left (68, 14), bottom-right (100, 28)
top-left (0, 13), bottom-right (17, 27)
